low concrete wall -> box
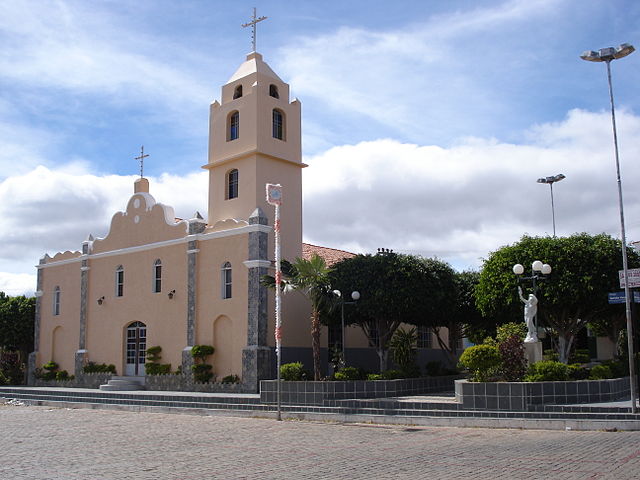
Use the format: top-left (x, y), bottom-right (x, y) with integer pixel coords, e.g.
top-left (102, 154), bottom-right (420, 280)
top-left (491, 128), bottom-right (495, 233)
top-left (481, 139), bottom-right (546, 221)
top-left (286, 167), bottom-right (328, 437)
top-left (455, 377), bottom-right (630, 411)
top-left (260, 375), bottom-right (461, 405)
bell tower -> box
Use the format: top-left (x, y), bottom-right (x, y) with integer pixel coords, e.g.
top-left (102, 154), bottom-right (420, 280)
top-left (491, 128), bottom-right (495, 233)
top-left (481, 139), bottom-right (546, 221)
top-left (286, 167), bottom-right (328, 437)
top-left (204, 51), bottom-right (304, 260)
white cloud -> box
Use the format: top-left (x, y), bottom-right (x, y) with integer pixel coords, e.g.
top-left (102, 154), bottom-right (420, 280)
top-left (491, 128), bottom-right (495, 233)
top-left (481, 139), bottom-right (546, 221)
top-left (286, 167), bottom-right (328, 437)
top-left (0, 166), bottom-right (207, 295)
top-left (302, 109), bottom-right (640, 270)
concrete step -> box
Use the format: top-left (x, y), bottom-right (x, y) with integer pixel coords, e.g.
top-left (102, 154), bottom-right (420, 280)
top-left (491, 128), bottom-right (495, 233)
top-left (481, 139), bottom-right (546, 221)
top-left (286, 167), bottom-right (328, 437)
top-left (99, 377), bottom-right (145, 391)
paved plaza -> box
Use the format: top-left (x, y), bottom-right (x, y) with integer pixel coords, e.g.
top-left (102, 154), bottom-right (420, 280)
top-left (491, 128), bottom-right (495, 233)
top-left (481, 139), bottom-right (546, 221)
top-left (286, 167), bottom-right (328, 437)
top-left (1, 403), bottom-right (639, 480)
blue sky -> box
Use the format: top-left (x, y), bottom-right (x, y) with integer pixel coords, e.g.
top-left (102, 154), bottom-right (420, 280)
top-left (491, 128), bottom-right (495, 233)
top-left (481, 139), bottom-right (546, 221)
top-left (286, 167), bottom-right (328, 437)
top-left (1, 0), bottom-right (640, 294)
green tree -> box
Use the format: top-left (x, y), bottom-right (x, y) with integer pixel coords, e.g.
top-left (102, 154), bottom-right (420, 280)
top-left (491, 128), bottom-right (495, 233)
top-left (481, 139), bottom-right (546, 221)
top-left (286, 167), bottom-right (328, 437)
top-left (476, 233), bottom-right (640, 363)
top-left (262, 254), bottom-right (335, 380)
top-left (329, 252), bottom-right (457, 372)
top-left (0, 293), bottom-right (35, 358)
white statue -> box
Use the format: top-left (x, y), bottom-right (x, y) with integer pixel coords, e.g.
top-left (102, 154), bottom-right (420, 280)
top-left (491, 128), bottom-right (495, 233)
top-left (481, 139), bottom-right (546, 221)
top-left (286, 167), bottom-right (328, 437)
top-left (518, 286), bottom-right (538, 343)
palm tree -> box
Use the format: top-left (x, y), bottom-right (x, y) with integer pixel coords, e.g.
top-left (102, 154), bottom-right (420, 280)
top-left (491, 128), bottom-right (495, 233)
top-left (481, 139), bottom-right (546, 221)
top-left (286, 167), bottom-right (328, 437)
top-left (262, 253), bottom-right (334, 380)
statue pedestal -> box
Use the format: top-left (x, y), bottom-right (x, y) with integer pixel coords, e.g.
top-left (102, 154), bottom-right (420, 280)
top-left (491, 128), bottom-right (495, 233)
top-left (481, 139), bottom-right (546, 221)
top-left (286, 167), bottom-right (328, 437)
top-left (524, 341), bottom-right (543, 365)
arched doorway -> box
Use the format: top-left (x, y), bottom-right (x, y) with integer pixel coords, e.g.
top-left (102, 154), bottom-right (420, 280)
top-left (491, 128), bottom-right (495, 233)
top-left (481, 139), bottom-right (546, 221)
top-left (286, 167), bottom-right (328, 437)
top-left (125, 321), bottom-right (146, 376)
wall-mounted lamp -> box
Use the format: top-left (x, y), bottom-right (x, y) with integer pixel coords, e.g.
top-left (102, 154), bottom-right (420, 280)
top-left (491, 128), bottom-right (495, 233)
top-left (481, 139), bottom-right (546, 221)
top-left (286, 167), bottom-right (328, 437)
top-left (97, 296), bottom-right (105, 305)
top-left (168, 290), bottom-right (176, 299)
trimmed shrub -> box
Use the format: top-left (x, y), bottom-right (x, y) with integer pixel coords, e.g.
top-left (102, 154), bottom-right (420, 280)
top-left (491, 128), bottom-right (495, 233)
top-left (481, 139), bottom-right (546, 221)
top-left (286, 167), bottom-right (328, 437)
top-left (602, 359), bottom-right (628, 378)
top-left (569, 348), bottom-right (590, 364)
top-left (498, 335), bottom-right (526, 382)
top-left (83, 362), bottom-right (117, 374)
top-left (43, 361), bottom-right (58, 372)
top-left (589, 364), bottom-right (613, 380)
top-left (221, 374), bottom-right (240, 384)
top-left (191, 345), bottom-right (215, 363)
top-left (380, 369), bottom-right (405, 380)
top-left (367, 373), bottom-right (383, 380)
top-left (55, 370), bottom-right (72, 381)
top-left (496, 322), bottom-right (527, 343)
top-left (334, 366), bottom-right (366, 381)
top-left (567, 363), bottom-right (590, 380)
top-left (280, 362), bottom-right (308, 381)
top-left (145, 346), bottom-right (162, 363)
top-left (191, 363), bottom-right (213, 383)
top-left (524, 361), bottom-right (569, 382)
top-left (458, 344), bottom-right (501, 382)
top-left (145, 363), bottom-right (171, 375)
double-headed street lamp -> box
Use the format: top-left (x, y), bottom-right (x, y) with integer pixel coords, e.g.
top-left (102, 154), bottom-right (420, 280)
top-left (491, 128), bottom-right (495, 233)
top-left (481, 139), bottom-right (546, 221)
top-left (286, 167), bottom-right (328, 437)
top-left (537, 174), bottom-right (565, 237)
top-left (581, 43), bottom-right (637, 413)
top-left (332, 289), bottom-right (360, 365)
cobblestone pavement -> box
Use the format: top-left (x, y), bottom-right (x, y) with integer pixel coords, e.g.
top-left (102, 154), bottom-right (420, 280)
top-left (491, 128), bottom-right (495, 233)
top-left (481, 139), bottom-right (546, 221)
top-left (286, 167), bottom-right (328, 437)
top-left (1, 403), bottom-right (639, 480)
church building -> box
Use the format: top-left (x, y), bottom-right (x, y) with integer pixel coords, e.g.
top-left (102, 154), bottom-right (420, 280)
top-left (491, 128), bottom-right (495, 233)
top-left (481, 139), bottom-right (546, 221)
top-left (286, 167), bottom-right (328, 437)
top-left (30, 48), bottom-right (328, 391)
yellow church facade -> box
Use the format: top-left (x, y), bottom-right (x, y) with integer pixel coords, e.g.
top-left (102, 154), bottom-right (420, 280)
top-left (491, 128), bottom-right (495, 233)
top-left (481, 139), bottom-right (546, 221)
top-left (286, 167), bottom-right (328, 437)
top-left (30, 50), bottom-right (452, 392)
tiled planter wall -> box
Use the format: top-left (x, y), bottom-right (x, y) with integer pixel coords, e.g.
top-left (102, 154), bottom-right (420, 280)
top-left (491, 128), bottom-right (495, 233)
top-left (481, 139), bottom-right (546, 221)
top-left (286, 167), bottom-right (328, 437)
top-left (145, 374), bottom-right (247, 393)
top-left (34, 372), bottom-right (113, 389)
top-left (260, 375), bottom-right (461, 405)
top-left (455, 377), bottom-right (630, 411)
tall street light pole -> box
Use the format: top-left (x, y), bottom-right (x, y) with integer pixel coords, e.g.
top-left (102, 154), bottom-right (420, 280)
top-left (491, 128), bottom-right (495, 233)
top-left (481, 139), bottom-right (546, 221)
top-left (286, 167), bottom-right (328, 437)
top-left (581, 43), bottom-right (637, 413)
top-left (537, 174), bottom-right (565, 237)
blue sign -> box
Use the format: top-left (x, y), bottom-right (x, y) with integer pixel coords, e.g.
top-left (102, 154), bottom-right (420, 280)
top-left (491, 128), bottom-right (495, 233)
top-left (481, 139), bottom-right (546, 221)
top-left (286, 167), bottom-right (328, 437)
top-left (608, 291), bottom-right (640, 304)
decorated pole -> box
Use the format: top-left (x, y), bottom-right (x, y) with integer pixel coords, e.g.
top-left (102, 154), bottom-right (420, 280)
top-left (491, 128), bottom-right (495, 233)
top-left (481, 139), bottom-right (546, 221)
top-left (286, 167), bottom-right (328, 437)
top-left (266, 183), bottom-right (283, 420)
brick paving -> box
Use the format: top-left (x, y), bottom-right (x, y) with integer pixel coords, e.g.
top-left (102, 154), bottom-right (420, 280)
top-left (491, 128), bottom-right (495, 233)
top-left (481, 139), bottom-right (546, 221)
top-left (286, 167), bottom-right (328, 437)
top-left (1, 402), bottom-right (639, 479)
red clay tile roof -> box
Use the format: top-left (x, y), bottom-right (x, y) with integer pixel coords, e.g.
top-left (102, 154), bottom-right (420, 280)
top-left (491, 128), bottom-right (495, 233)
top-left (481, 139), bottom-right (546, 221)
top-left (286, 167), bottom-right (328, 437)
top-left (302, 243), bottom-right (356, 266)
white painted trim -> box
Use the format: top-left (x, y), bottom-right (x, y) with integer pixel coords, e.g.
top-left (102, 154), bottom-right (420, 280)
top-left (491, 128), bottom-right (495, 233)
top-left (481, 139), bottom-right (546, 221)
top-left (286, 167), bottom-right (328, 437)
top-left (80, 266), bottom-right (90, 271)
top-left (36, 223), bottom-right (273, 269)
top-left (35, 290), bottom-right (43, 297)
top-left (186, 249), bottom-right (200, 254)
top-left (243, 260), bottom-right (272, 269)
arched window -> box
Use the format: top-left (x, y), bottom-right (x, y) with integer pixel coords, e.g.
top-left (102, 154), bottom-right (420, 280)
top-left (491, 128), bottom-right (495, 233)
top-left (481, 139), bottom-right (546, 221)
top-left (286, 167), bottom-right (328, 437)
top-left (226, 169), bottom-right (238, 200)
top-left (272, 109), bottom-right (284, 140)
top-left (153, 259), bottom-right (162, 293)
top-left (221, 262), bottom-right (232, 299)
top-left (233, 85), bottom-right (243, 99)
top-left (53, 286), bottom-right (61, 316)
top-left (228, 111), bottom-right (239, 141)
top-left (115, 265), bottom-right (124, 297)
top-left (269, 84), bottom-right (279, 99)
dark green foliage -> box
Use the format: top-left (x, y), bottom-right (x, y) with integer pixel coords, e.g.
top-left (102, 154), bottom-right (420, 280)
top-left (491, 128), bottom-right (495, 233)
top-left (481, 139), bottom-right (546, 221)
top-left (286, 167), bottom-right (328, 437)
top-left (221, 374), bottom-right (240, 384)
top-left (567, 364), bottom-right (590, 380)
top-left (380, 369), bottom-right (405, 380)
top-left (145, 346), bottom-right (162, 362)
top-left (601, 359), bottom-right (628, 378)
top-left (476, 234), bottom-right (640, 363)
top-left (330, 253), bottom-right (457, 372)
top-left (43, 361), bottom-right (58, 372)
top-left (367, 373), bottom-right (383, 380)
top-left (0, 293), bottom-right (35, 358)
top-left (498, 335), bottom-right (526, 381)
top-left (524, 361), bottom-right (569, 382)
top-left (191, 345), bottom-right (214, 363)
top-left (82, 362), bottom-right (116, 374)
top-left (191, 363), bottom-right (213, 383)
top-left (280, 362), bottom-right (308, 381)
top-left (424, 361), bottom-right (443, 377)
top-left (0, 350), bottom-right (24, 385)
top-left (55, 370), bottom-right (72, 381)
top-left (496, 322), bottom-right (527, 343)
top-left (145, 363), bottom-right (171, 375)
top-left (390, 327), bottom-right (419, 378)
top-left (458, 344), bottom-right (501, 382)
top-left (589, 364), bottom-right (614, 380)
top-left (334, 366), bottom-right (367, 381)
top-left (569, 349), bottom-right (590, 364)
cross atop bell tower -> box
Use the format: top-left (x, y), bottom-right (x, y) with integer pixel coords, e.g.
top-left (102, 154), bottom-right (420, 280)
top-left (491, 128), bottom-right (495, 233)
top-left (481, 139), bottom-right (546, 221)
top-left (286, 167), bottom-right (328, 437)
top-left (241, 7), bottom-right (267, 53)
